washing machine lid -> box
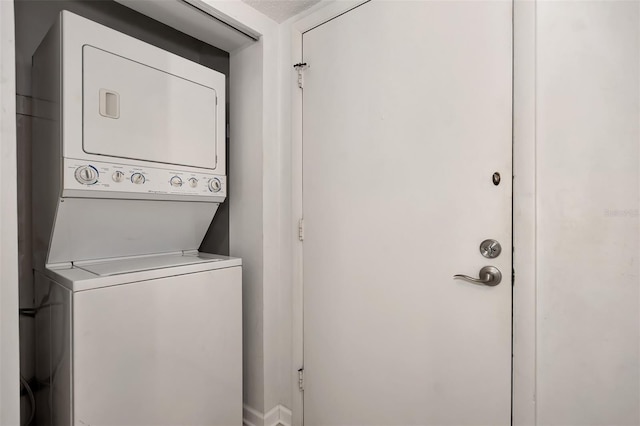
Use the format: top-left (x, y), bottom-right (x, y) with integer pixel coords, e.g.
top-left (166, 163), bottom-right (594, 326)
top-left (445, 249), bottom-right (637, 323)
top-left (45, 252), bottom-right (242, 292)
top-left (75, 252), bottom-right (221, 277)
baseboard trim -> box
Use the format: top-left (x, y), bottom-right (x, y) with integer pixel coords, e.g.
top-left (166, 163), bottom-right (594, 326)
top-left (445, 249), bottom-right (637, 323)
top-left (243, 404), bottom-right (264, 426)
top-left (243, 404), bottom-right (292, 426)
top-left (279, 405), bottom-right (292, 426)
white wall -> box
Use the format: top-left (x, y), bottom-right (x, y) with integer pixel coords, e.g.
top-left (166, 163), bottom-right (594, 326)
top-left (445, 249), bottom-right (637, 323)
top-left (536, 2), bottom-right (639, 424)
top-left (204, 0), bottom-right (292, 417)
top-left (263, 21), bottom-right (293, 413)
top-left (229, 38), bottom-right (267, 413)
top-left (0, 1), bottom-right (20, 424)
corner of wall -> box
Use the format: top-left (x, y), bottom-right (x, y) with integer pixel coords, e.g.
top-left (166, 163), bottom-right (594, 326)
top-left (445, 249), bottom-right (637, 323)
top-left (0, 0), bottom-right (21, 424)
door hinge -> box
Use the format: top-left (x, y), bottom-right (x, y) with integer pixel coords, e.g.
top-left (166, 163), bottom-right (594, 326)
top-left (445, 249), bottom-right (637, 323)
top-left (298, 218), bottom-right (305, 241)
top-left (298, 368), bottom-right (304, 391)
top-left (293, 62), bottom-right (309, 89)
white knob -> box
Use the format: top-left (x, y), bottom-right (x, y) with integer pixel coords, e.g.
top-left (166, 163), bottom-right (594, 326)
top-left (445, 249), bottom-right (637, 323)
top-left (74, 166), bottom-right (99, 185)
top-left (208, 178), bottom-right (222, 193)
top-left (170, 176), bottom-right (183, 187)
top-left (188, 178), bottom-right (198, 188)
top-left (112, 171), bottom-right (125, 183)
top-left (131, 173), bottom-right (145, 185)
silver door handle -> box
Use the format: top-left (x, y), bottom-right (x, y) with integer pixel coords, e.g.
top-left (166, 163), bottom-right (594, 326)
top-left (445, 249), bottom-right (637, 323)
top-left (453, 266), bottom-right (502, 286)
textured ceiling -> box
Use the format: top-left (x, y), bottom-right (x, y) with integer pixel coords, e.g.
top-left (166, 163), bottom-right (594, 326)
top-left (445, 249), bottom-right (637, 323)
top-left (241, 0), bottom-right (322, 23)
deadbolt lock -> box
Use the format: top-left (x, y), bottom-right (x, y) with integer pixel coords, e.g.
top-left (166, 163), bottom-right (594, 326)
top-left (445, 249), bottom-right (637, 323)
top-left (479, 239), bottom-right (501, 259)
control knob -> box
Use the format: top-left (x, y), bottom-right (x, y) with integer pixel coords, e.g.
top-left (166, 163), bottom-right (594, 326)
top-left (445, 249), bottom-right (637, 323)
top-left (74, 165), bottom-right (99, 185)
top-left (131, 173), bottom-right (146, 185)
top-left (208, 178), bottom-right (222, 193)
top-left (112, 171), bottom-right (125, 183)
top-left (170, 176), bottom-right (183, 187)
top-left (188, 178), bottom-right (198, 188)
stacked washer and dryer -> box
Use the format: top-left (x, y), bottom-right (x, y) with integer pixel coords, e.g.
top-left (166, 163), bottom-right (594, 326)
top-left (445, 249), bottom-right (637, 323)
top-left (32, 11), bottom-right (241, 425)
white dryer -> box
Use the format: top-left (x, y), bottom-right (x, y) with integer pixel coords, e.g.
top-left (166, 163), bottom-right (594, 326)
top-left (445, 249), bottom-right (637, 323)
top-left (31, 11), bottom-right (241, 426)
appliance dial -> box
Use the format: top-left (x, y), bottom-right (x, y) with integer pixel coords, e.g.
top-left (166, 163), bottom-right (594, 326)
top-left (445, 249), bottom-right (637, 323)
top-left (188, 178), bottom-right (198, 188)
top-left (170, 176), bottom-right (183, 187)
top-left (208, 178), bottom-right (222, 193)
top-left (131, 173), bottom-right (146, 185)
top-left (112, 171), bottom-right (125, 183)
top-left (74, 165), bottom-right (99, 185)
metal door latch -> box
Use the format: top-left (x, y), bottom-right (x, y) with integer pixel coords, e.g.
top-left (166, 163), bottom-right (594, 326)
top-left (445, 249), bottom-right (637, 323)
top-left (454, 266), bottom-right (502, 286)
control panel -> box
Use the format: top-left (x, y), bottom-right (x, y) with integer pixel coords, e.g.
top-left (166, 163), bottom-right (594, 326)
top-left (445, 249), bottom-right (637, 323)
top-left (63, 159), bottom-right (226, 198)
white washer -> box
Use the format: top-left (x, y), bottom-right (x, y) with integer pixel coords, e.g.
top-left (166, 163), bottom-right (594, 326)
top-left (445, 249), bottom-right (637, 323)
top-left (35, 253), bottom-right (242, 425)
top-left (31, 11), bottom-right (241, 425)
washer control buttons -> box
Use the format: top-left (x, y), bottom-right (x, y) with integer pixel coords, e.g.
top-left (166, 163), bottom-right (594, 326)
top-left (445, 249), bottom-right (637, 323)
top-left (208, 178), bottom-right (222, 193)
top-left (74, 165), bottom-right (99, 185)
top-left (131, 173), bottom-right (146, 185)
top-left (71, 163), bottom-right (224, 194)
top-left (112, 171), bottom-right (125, 183)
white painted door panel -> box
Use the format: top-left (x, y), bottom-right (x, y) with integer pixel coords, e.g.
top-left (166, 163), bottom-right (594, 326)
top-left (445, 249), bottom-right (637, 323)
top-left (302, 1), bottom-right (512, 424)
top-left (82, 46), bottom-right (218, 170)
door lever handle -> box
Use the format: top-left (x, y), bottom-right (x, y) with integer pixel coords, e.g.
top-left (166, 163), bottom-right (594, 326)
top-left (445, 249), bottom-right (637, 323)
top-left (454, 266), bottom-right (502, 286)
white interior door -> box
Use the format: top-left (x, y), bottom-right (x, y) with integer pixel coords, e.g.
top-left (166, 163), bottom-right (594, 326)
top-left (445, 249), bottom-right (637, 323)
top-left (302, 1), bottom-right (513, 424)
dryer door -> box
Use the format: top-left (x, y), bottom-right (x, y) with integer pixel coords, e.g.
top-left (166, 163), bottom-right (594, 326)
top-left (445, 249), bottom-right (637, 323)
top-left (82, 45), bottom-right (219, 170)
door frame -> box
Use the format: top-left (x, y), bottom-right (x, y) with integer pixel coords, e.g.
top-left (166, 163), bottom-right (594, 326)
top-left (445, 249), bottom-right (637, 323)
top-left (289, 1), bottom-right (537, 424)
